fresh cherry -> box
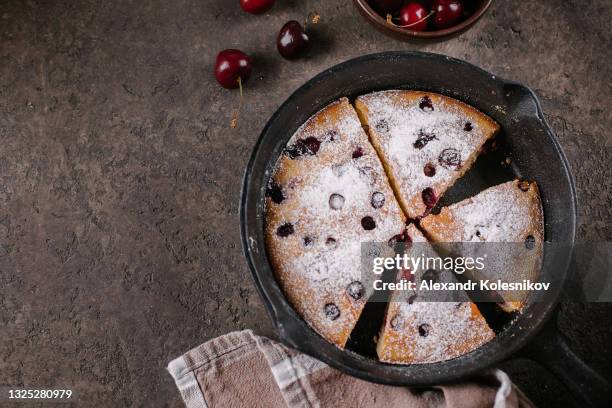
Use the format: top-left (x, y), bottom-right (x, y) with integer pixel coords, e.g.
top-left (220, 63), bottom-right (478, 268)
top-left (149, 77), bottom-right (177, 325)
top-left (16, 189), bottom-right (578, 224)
top-left (277, 21), bottom-right (310, 60)
top-left (240, 0), bottom-right (274, 14)
top-left (214, 49), bottom-right (252, 89)
top-left (371, 0), bottom-right (404, 13)
top-left (399, 2), bottom-right (429, 31)
top-left (432, 0), bottom-right (464, 29)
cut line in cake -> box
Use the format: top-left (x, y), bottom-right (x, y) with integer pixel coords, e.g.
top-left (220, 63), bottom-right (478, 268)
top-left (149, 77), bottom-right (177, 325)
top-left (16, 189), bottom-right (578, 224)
top-left (420, 179), bottom-right (544, 312)
top-left (355, 90), bottom-right (500, 220)
top-left (265, 97), bottom-right (406, 348)
top-left (377, 224), bottom-right (495, 364)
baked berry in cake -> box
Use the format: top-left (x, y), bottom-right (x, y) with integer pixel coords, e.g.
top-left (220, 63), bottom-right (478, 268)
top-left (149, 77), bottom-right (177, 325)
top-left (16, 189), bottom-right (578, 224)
top-left (420, 180), bottom-right (544, 311)
top-left (354, 91), bottom-right (500, 219)
top-left (265, 97), bottom-right (406, 349)
top-left (377, 225), bottom-right (495, 364)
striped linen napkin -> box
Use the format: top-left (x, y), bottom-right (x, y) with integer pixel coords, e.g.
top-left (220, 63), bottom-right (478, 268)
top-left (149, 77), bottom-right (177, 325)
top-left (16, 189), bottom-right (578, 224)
top-left (167, 330), bottom-right (532, 408)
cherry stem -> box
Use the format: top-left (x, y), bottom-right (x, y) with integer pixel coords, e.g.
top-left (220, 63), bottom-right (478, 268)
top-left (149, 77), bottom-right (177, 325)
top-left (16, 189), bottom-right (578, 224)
top-left (304, 11), bottom-right (320, 30)
top-left (231, 76), bottom-right (243, 129)
top-left (388, 10), bottom-right (435, 28)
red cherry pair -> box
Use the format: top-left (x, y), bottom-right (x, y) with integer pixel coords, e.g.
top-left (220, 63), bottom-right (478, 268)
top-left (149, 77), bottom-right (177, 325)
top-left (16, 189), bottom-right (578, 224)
top-left (214, 0), bottom-right (314, 129)
top-left (215, 3), bottom-right (313, 89)
top-left (214, 23), bottom-right (310, 89)
top-left (374, 0), bottom-right (465, 31)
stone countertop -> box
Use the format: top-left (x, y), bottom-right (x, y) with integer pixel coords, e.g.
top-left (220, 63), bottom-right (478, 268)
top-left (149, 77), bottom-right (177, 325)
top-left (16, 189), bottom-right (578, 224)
top-left (0, 0), bottom-right (610, 406)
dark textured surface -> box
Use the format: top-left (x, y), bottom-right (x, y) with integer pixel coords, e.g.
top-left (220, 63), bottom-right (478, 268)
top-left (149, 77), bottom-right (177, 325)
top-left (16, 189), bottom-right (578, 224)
top-left (0, 1), bottom-right (610, 407)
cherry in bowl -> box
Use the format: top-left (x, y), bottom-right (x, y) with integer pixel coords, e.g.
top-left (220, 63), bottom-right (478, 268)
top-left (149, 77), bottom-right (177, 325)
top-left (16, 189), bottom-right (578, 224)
top-left (399, 2), bottom-right (430, 31)
top-left (358, 0), bottom-right (486, 39)
top-left (432, 0), bottom-right (464, 29)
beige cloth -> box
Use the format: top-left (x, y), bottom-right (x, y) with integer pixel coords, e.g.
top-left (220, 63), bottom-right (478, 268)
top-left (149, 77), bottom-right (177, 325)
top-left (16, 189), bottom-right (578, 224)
top-left (168, 330), bottom-right (533, 408)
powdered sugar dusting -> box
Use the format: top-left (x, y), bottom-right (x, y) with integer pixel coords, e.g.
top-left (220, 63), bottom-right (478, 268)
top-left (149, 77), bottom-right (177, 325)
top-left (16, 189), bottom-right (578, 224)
top-left (452, 182), bottom-right (531, 242)
top-left (357, 90), bottom-right (497, 218)
top-left (265, 98), bottom-right (406, 347)
top-left (386, 301), bottom-right (493, 363)
top-left (419, 181), bottom-right (544, 313)
top-left (379, 224), bottom-right (494, 364)
top-left (278, 157), bottom-right (405, 285)
top-left (426, 180), bottom-right (536, 242)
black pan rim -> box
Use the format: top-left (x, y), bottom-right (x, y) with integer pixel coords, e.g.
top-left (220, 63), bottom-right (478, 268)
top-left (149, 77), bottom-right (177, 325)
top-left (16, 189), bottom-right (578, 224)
top-left (239, 51), bottom-right (577, 386)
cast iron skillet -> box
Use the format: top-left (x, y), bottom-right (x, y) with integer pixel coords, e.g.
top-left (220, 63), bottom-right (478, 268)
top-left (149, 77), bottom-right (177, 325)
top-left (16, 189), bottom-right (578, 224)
top-left (240, 52), bottom-right (611, 407)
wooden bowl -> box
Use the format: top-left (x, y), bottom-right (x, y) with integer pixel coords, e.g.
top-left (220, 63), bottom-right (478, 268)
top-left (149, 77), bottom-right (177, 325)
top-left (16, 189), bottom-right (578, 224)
top-left (353, 0), bottom-right (493, 41)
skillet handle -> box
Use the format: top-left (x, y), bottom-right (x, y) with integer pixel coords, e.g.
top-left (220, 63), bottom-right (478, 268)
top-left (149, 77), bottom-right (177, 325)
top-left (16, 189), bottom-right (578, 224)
top-left (518, 313), bottom-right (612, 407)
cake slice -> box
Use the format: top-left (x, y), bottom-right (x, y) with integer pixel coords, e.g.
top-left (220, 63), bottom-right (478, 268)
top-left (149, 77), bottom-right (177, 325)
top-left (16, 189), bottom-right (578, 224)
top-left (420, 180), bottom-right (544, 311)
top-left (355, 90), bottom-right (500, 219)
top-left (265, 98), bottom-right (406, 348)
top-left (377, 225), bottom-right (495, 364)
